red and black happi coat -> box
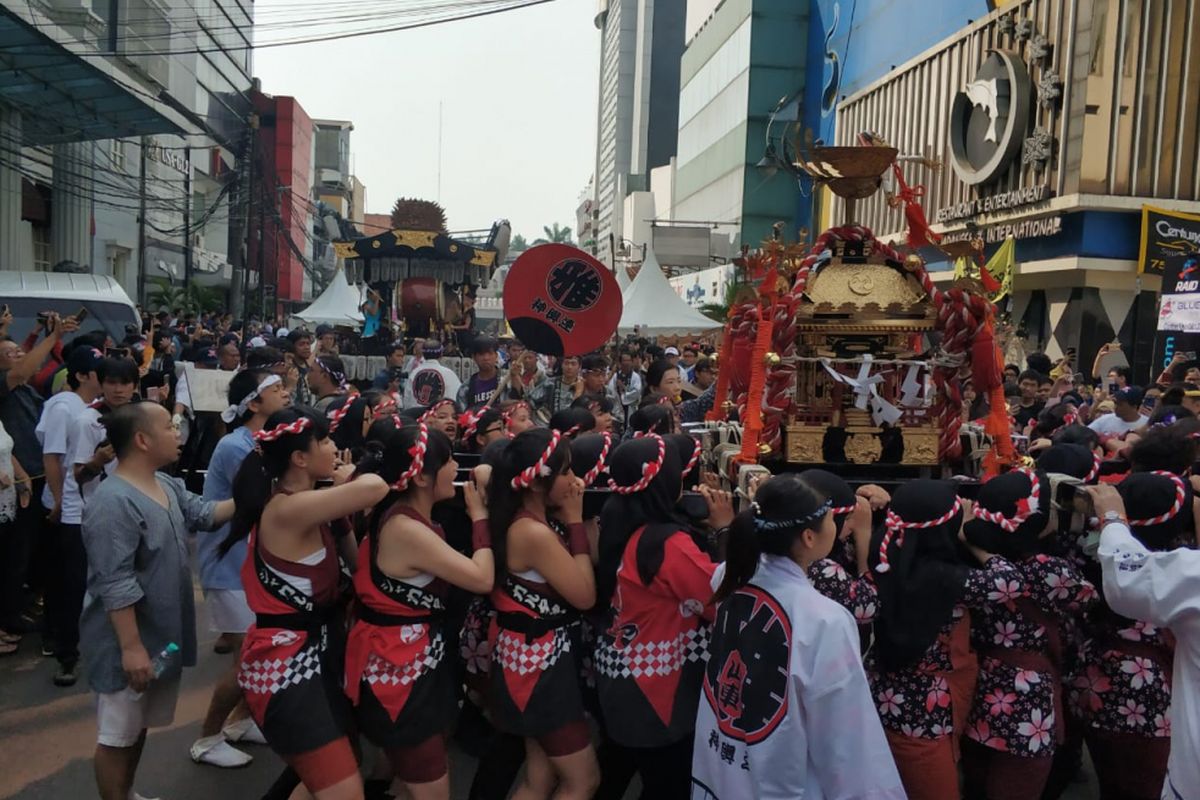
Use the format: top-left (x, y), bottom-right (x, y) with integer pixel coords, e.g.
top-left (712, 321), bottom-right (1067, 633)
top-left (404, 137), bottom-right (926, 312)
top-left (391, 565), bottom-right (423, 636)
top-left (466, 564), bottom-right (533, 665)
top-left (345, 505), bottom-right (455, 748)
top-left (593, 526), bottom-right (714, 747)
top-left (237, 520), bottom-right (353, 756)
top-left (487, 512), bottom-right (586, 739)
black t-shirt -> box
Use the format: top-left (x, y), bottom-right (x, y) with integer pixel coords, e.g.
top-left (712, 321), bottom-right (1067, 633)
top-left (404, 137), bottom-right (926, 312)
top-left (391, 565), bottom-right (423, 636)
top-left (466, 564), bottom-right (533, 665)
top-left (1012, 400), bottom-right (1044, 431)
top-left (465, 373), bottom-right (499, 407)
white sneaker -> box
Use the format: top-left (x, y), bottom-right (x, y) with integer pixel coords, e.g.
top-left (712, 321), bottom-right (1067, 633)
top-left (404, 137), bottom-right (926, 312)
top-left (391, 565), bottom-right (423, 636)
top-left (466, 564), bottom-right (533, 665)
top-left (130, 793), bottom-right (162, 800)
top-left (190, 735), bottom-right (253, 768)
top-left (222, 717), bottom-right (267, 745)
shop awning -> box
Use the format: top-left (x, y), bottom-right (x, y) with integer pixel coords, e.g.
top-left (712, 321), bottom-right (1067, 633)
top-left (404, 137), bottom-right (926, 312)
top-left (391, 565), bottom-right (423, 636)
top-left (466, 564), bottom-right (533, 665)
top-left (0, 7), bottom-right (190, 145)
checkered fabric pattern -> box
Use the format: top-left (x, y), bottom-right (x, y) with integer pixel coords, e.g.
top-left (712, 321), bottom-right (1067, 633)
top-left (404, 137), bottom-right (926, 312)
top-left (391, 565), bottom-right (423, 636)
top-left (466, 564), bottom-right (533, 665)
top-left (363, 634), bottom-right (446, 688)
top-left (239, 645), bottom-right (322, 695)
top-left (592, 627), bottom-right (710, 679)
top-left (494, 628), bottom-right (571, 676)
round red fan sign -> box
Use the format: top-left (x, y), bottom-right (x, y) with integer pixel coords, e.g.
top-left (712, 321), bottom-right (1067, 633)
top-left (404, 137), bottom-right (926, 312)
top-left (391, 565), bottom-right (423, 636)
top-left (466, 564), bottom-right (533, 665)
top-left (502, 244), bottom-right (623, 357)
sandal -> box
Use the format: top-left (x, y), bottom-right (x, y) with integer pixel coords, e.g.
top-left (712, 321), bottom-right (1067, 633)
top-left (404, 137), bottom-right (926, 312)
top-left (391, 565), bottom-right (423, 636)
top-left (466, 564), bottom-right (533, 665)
top-left (0, 641), bottom-right (18, 655)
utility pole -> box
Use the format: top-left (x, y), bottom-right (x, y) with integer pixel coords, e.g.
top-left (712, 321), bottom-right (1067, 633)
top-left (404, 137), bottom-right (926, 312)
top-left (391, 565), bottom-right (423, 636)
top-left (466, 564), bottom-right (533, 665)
top-left (136, 137), bottom-right (147, 306)
top-left (182, 145), bottom-right (192, 288)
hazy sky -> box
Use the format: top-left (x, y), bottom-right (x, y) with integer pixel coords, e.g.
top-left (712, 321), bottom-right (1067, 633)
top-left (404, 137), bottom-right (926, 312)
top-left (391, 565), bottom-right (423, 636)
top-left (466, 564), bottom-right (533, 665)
top-left (253, 1), bottom-right (599, 240)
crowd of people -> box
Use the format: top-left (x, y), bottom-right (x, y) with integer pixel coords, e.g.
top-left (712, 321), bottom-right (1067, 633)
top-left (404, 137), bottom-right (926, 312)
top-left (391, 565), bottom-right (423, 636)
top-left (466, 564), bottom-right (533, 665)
top-left (1, 305), bottom-right (1198, 800)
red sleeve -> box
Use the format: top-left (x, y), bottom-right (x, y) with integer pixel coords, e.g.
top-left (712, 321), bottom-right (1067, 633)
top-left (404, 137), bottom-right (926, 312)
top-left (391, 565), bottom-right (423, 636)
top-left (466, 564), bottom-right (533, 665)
top-left (21, 331), bottom-right (38, 351)
top-left (658, 532), bottom-right (719, 622)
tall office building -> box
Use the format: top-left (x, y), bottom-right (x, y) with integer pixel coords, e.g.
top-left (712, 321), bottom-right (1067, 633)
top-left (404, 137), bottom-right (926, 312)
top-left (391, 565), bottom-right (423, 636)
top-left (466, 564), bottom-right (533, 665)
top-left (592, 0), bottom-right (685, 265)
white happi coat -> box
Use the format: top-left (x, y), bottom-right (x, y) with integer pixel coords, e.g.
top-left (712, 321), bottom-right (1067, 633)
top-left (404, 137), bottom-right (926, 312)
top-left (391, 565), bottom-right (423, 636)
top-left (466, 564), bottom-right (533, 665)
top-left (1098, 522), bottom-right (1200, 800)
top-left (692, 555), bottom-right (906, 800)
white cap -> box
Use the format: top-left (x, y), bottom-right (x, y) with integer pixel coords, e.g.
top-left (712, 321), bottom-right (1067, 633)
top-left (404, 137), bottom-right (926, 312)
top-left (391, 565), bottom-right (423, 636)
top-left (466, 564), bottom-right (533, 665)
top-left (277, 327), bottom-right (289, 338)
top-left (249, 336), bottom-right (267, 348)
top-left (664, 346), bottom-right (680, 356)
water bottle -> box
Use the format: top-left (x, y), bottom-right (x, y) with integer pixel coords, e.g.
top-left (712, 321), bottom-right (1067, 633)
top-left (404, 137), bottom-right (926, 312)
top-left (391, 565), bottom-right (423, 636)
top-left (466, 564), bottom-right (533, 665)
top-left (150, 642), bottom-right (180, 679)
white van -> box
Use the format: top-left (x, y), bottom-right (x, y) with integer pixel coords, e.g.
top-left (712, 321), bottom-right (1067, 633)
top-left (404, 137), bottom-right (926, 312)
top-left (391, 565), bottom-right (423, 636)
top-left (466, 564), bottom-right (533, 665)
top-left (0, 271), bottom-right (141, 343)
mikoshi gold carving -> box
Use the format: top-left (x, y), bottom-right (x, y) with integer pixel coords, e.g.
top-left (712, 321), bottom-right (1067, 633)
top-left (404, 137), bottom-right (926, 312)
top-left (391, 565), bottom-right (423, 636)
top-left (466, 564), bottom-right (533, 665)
top-left (806, 262), bottom-right (926, 309)
top-left (844, 432), bottom-right (882, 465)
top-left (786, 426), bottom-right (824, 463)
top-left (902, 429), bottom-right (940, 465)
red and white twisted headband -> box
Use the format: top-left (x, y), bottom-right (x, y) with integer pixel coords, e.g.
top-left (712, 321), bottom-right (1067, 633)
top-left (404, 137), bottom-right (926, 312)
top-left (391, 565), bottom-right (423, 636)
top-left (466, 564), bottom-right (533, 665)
top-left (392, 422), bottom-right (429, 491)
top-left (459, 408), bottom-right (483, 440)
top-left (511, 430), bottom-right (563, 490)
top-left (830, 499), bottom-right (858, 517)
top-left (1083, 453), bottom-right (1101, 484)
top-left (682, 437), bottom-right (702, 479)
top-left (1128, 471), bottom-right (1187, 527)
top-left (973, 468), bottom-right (1042, 534)
top-left (420, 398), bottom-right (454, 424)
top-left (326, 400), bottom-right (355, 433)
top-left (371, 393), bottom-right (399, 420)
top-left (608, 434), bottom-right (667, 495)
top-left (583, 432), bottom-right (613, 488)
top-left (876, 497), bottom-right (963, 573)
top-left (1059, 411), bottom-right (1078, 429)
top-left (253, 416), bottom-right (314, 450)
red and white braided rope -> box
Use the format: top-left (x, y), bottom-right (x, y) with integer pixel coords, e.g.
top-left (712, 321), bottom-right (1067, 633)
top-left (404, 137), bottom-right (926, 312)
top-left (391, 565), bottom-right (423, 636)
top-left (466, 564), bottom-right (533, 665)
top-left (511, 430), bottom-right (562, 490)
top-left (1128, 471), bottom-right (1186, 527)
top-left (830, 501), bottom-right (857, 517)
top-left (459, 408), bottom-right (482, 441)
top-left (583, 431), bottom-right (613, 488)
top-left (253, 417), bottom-right (314, 447)
top-left (973, 468), bottom-right (1042, 533)
top-left (420, 398), bottom-right (454, 424)
top-left (503, 401), bottom-right (530, 433)
top-left (1083, 453), bottom-right (1101, 484)
top-left (608, 434), bottom-right (667, 495)
top-left (682, 437), bottom-right (702, 479)
top-left (392, 422), bottom-right (429, 491)
top-left (876, 497), bottom-right (962, 573)
top-left (326, 402), bottom-right (354, 433)
top-left (371, 393), bottom-right (399, 420)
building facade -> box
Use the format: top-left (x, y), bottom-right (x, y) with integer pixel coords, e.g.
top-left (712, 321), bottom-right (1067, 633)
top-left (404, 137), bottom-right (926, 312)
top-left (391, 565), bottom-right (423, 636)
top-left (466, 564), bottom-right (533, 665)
top-left (835, 0), bottom-right (1200, 378)
top-left (592, 0), bottom-right (685, 265)
top-left (669, 0), bottom-right (808, 255)
top-left (0, 1), bottom-right (254, 308)
top-left (252, 92), bottom-right (314, 317)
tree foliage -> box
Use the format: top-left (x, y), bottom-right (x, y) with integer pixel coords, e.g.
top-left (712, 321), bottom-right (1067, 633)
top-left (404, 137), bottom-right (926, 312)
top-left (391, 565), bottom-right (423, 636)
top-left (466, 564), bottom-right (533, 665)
top-left (533, 223), bottom-right (573, 245)
top-left (389, 198), bottom-right (448, 232)
top-left (146, 277), bottom-right (225, 315)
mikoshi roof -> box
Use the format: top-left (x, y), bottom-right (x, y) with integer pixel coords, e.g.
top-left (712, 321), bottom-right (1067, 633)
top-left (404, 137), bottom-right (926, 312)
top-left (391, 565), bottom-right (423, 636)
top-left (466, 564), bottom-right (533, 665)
top-left (619, 248), bottom-right (722, 335)
top-left (293, 268), bottom-right (365, 328)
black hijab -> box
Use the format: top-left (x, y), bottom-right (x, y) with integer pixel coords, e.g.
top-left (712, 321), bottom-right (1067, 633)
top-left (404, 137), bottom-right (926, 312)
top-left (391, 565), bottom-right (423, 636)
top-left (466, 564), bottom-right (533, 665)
top-left (596, 437), bottom-right (698, 614)
top-left (1118, 472), bottom-right (1194, 551)
top-left (870, 479), bottom-right (968, 672)
top-left (962, 469), bottom-right (1051, 560)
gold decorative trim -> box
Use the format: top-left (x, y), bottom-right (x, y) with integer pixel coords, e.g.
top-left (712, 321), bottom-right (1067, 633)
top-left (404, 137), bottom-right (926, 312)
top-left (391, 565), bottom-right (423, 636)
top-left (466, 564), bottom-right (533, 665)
top-left (333, 241), bottom-right (358, 259)
top-left (393, 230), bottom-right (439, 249)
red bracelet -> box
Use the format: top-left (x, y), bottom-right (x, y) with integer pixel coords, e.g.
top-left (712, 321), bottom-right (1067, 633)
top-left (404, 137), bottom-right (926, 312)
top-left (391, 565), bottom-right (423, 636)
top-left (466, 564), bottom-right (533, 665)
top-left (566, 522), bottom-right (589, 556)
top-left (471, 519), bottom-right (492, 551)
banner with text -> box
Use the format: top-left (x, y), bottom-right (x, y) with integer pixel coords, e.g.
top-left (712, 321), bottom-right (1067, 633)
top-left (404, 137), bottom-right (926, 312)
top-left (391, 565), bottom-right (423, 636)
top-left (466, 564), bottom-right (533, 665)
top-left (1139, 205), bottom-right (1200, 275)
top-left (1153, 252), bottom-right (1200, 373)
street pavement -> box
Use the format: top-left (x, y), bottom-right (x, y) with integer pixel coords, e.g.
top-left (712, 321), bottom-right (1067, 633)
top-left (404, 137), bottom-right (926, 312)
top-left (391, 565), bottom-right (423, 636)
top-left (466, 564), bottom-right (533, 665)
top-left (0, 588), bottom-right (1100, 800)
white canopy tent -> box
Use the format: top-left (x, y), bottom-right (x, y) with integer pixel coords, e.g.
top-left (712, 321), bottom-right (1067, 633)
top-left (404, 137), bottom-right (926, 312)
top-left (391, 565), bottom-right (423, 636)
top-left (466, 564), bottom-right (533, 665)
top-left (619, 248), bottom-right (722, 335)
top-left (292, 268), bottom-right (365, 328)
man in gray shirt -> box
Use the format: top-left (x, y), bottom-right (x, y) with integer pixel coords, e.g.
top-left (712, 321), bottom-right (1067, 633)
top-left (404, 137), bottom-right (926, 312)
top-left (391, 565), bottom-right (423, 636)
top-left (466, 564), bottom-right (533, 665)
top-left (79, 402), bottom-right (234, 800)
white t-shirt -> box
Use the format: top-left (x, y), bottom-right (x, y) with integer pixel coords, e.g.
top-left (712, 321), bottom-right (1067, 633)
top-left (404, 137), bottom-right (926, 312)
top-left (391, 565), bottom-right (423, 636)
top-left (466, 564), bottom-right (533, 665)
top-left (36, 391), bottom-right (86, 510)
top-left (1087, 412), bottom-right (1148, 437)
top-left (64, 406), bottom-right (117, 525)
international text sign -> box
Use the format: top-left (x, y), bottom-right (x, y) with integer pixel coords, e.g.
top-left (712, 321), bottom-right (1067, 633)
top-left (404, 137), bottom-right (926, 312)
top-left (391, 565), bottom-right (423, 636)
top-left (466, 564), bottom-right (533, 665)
top-left (1139, 205), bottom-right (1200, 275)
